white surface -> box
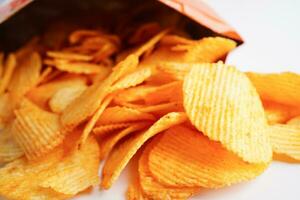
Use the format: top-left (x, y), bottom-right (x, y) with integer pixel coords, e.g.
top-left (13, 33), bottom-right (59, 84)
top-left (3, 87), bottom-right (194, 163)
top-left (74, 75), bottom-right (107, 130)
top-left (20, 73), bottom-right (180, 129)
top-left (77, 1), bottom-right (300, 200)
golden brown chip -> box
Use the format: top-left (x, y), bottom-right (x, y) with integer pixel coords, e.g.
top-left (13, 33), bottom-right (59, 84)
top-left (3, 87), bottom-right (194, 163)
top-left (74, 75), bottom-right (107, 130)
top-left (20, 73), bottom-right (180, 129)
top-left (93, 123), bottom-right (134, 137)
top-left (156, 62), bottom-right (193, 80)
top-left (49, 84), bottom-right (87, 113)
top-left (47, 51), bottom-right (93, 61)
top-left (139, 137), bottom-right (200, 199)
top-left (13, 99), bottom-right (65, 160)
top-left (268, 124), bottom-right (300, 160)
top-left (0, 54), bottom-right (17, 94)
top-left (160, 34), bottom-right (194, 46)
top-left (287, 115), bottom-right (300, 127)
top-left (183, 62), bottom-right (272, 163)
top-left (0, 52), bottom-right (4, 77)
top-left (96, 106), bottom-right (156, 125)
top-left (36, 66), bottom-right (53, 85)
top-left (148, 126), bottom-right (268, 188)
top-left (99, 122), bottom-right (150, 160)
top-left (0, 124), bottom-right (24, 164)
top-left (54, 59), bottom-right (109, 74)
top-left (129, 22), bottom-right (161, 44)
top-left (69, 29), bottom-right (102, 44)
top-left (247, 72), bottom-right (300, 107)
top-left (101, 112), bottom-right (187, 189)
top-left (0, 93), bottom-right (14, 128)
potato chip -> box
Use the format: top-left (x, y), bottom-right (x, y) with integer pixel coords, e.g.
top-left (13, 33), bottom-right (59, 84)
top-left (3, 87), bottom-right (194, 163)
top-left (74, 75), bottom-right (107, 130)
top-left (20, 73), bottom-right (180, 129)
top-left (156, 62), bottom-right (193, 80)
top-left (129, 22), bottom-right (161, 44)
top-left (183, 62), bottom-right (272, 163)
top-left (99, 122), bottom-right (150, 160)
top-left (139, 137), bottom-right (200, 199)
top-left (93, 42), bottom-right (119, 62)
top-left (247, 72), bottom-right (300, 107)
top-left (273, 153), bottom-right (299, 163)
top-left (0, 135), bottom-right (99, 199)
top-left (36, 66), bottom-right (53, 85)
top-left (0, 52), bottom-right (4, 77)
top-left (61, 54), bottom-right (138, 130)
top-left (287, 115), bottom-right (300, 127)
top-left (160, 34), bottom-right (194, 46)
top-left (0, 93), bottom-right (14, 128)
top-left (47, 51), bottom-right (93, 61)
top-left (69, 29), bottom-right (102, 44)
top-left (0, 124), bottom-right (23, 164)
top-left (148, 126), bottom-right (268, 188)
top-left (111, 67), bottom-right (152, 91)
top-left (53, 59), bottom-right (109, 74)
top-left (93, 123), bottom-right (134, 137)
top-left (13, 99), bottom-right (65, 160)
top-left (101, 112), bottom-right (187, 189)
top-left (8, 52), bottom-right (42, 104)
top-left (15, 37), bottom-right (40, 61)
top-left (49, 84), bottom-right (87, 113)
top-left (96, 106), bottom-right (156, 125)
top-left (0, 54), bottom-right (17, 94)
top-left (268, 124), bottom-right (300, 160)
top-left (127, 182), bottom-right (145, 200)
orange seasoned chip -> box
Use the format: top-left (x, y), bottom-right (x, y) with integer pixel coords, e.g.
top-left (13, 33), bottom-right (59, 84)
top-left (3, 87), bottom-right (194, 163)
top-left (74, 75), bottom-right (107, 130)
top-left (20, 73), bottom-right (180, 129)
top-left (69, 29), bottom-right (102, 44)
top-left (99, 122), bottom-right (150, 160)
top-left (96, 106), bottom-right (156, 125)
top-left (54, 59), bottom-right (109, 74)
top-left (0, 54), bottom-right (17, 94)
top-left (0, 124), bottom-right (23, 164)
top-left (183, 62), bottom-right (272, 163)
top-left (47, 51), bottom-right (93, 61)
top-left (12, 99), bottom-right (65, 160)
top-left (0, 52), bottom-right (4, 77)
top-left (101, 112), bottom-right (187, 189)
top-left (160, 34), bottom-right (194, 46)
top-left (49, 84), bottom-right (87, 113)
top-left (148, 126), bottom-right (268, 188)
top-left (139, 138), bottom-right (200, 199)
top-left (93, 123), bottom-right (134, 137)
top-left (247, 72), bottom-right (300, 107)
top-left (268, 124), bottom-right (300, 160)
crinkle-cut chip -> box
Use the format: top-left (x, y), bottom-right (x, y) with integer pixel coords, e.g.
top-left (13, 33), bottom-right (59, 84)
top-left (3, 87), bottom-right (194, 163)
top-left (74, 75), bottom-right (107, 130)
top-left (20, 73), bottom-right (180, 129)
top-left (69, 29), bottom-right (102, 44)
top-left (287, 116), bottom-right (300, 127)
top-left (127, 181), bottom-right (145, 200)
top-left (268, 124), bottom-right (300, 160)
top-left (0, 54), bottom-right (17, 94)
top-left (54, 59), bottom-right (109, 74)
top-left (160, 34), bottom-right (194, 46)
top-left (0, 135), bottom-right (99, 200)
top-left (129, 22), bottom-right (161, 44)
top-left (96, 106), bottom-right (156, 125)
top-left (39, 136), bottom-right (100, 195)
top-left (139, 138), bottom-right (201, 200)
top-left (111, 67), bottom-right (152, 91)
top-left (61, 54), bottom-right (138, 130)
top-left (99, 122), bottom-right (150, 160)
top-left (0, 93), bottom-right (14, 128)
top-left (27, 75), bottom-right (87, 108)
top-left (135, 29), bottom-right (169, 57)
top-left (140, 37), bottom-right (236, 68)
top-left (101, 112), bottom-right (187, 189)
top-left (247, 72), bottom-right (300, 107)
top-left (148, 126), bottom-right (268, 188)
top-left (0, 124), bottom-right (23, 164)
top-left (8, 52), bottom-right (41, 101)
top-left (183, 62), bottom-right (272, 163)
top-left (49, 84), bottom-right (87, 113)
top-left (79, 95), bottom-right (114, 147)
top-left (93, 123), bottom-right (134, 137)
top-left (47, 51), bottom-right (93, 61)
top-left (13, 99), bottom-right (65, 160)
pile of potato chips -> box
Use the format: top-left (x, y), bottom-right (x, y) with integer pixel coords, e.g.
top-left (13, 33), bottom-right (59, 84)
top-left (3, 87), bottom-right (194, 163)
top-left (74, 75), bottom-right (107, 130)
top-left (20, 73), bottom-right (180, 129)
top-left (0, 22), bottom-right (299, 200)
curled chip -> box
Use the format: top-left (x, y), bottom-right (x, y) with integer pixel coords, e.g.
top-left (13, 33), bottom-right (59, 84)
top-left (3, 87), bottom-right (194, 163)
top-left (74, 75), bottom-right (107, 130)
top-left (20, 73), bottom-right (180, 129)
top-left (101, 112), bottom-right (187, 189)
top-left (183, 62), bottom-right (272, 163)
top-left (96, 106), bottom-right (156, 125)
top-left (0, 135), bottom-right (100, 200)
top-left (13, 98), bottom-right (65, 160)
top-left (49, 84), bottom-right (87, 113)
top-left (47, 51), bottom-right (93, 61)
top-left (0, 124), bottom-right (24, 164)
top-left (268, 124), bottom-right (300, 160)
top-left (247, 72), bottom-right (300, 107)
top-left (148, 126), bottom-right (268, 188)
top-left (139, 137), bottom-right (200, 199)
top-left (98, 122), bottom-right (150, 160)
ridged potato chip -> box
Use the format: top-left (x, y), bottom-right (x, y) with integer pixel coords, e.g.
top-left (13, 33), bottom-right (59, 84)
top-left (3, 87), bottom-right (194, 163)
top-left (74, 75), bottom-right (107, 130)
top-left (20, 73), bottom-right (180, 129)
top-left (101, 112), bottom-right (187, 189)
top-left (96, 106), bottom-right (156, 125)
top-left (93, 123), bottom-right (134, 137)
top-left (0, 124), bottom-right (23, 164)
top-left (99, 122), bottom-right (150, 160)
top-left (247, 72), bottom-right (300, 107)
top-left (13, 99), bottom-right (65, 160)
top-left (49, 84), bottom-right (87, 113)
top-left (0, 54), bottom-right (17, 94)
top-left (139, 137), bottom-right (200, 199)
top-left (268, 124), bottom-right (300, 160)
top-left (183, 62), bottom-right (272, 163)
top-left (148, 126), bottom-right (268, 188)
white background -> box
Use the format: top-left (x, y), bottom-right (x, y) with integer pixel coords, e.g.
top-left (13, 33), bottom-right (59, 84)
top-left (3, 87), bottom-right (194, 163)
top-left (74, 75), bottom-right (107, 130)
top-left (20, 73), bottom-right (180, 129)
top-left (1, 0), bottom-right (300, 200)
